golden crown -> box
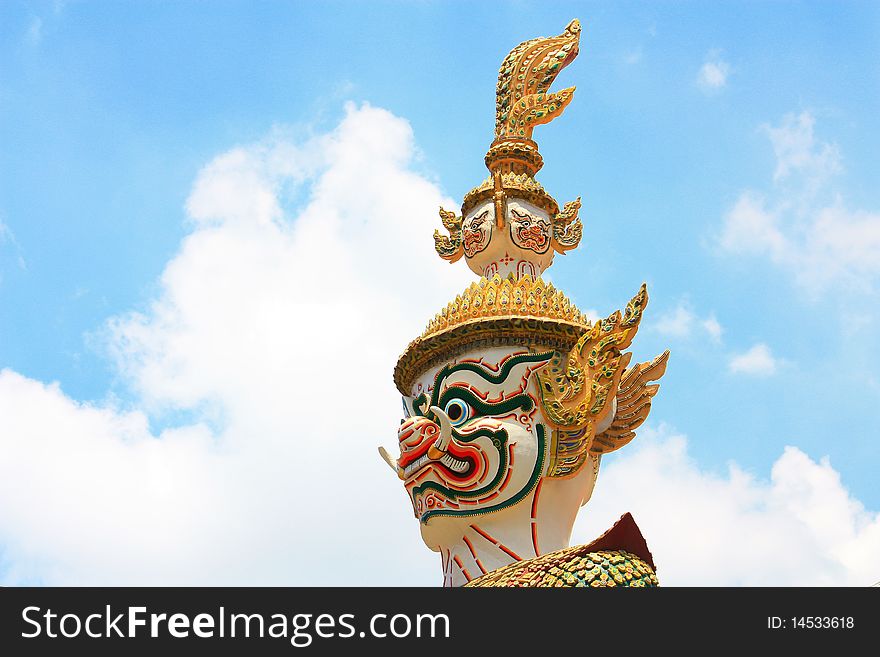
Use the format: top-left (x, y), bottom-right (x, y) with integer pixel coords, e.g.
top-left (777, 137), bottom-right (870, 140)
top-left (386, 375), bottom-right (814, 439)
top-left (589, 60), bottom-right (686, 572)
top-left (394, 274), bottom-right (592, 394)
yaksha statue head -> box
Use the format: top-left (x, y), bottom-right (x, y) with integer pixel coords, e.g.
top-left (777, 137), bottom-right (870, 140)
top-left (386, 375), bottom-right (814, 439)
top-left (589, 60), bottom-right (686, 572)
top-left (380, 19), bottom-right (669, 587)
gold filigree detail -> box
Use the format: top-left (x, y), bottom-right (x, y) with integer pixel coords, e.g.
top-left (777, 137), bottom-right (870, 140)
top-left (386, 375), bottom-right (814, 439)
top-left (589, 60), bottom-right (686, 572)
top-left (421, 274), bottom-right (591, 339)
top-left (433, 206), bottom-right (464, 262)
top-left (547, 427), bottom-right (592, 478)
top-left (547, 348), bottom-right (668, 476)
top-left (464, 548), bottom-right (657, 588)
top-left (537, 284), bottom-right (648, 430)
top-left (462, 172), bottom-right (558, 218)
top-left (591, 350), bottom-right (670, 455)
top-left (552, 197), bottom-right (583, 253)
top-left (444, 19), bottom-right (585, 261)
top-left (484, 139), bottom-right (544, 177)
top-left (495, 19), bottom-right (581, 141)
top-left (394, 274), bottom-right (592, 394)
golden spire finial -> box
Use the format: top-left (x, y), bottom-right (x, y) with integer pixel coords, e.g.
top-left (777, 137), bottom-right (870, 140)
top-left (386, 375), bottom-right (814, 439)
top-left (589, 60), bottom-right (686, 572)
top-left (494, 18), bottom-right (581, 143)
top-left (434, 19), bottom-right (585, 276)
top-left (483, 18), bottom-right (581, 183)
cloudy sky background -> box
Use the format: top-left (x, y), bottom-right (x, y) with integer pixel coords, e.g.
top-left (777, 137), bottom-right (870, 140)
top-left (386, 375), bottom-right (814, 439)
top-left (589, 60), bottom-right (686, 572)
top-left (1, 1), bottom-right (878, 585)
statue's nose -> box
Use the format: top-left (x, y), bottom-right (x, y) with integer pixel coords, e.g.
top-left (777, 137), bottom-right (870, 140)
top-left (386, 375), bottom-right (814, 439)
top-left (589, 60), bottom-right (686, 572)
top-left (397, 408), bottom-right (451, 454)
top-left (380, 408), bottom-right (456, 481)
top-left (378, 417), bottom-right (434, 481)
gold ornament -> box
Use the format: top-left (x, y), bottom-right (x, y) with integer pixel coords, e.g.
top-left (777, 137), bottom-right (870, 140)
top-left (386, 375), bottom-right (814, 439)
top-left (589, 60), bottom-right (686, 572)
top-left (438, 19), bottom-right (584, 256)
top-left (386, 18), bottom-right (672, 588)
top-left (537, 284), bottom-right (648, 430)
top-left (494, 19), bottom-right (581, 142)
top-left (394, 274), bottom-right (592, 395)
top-left (592, 350), bottom-right (670, 454)
top-left (464, 548), bottom-right (658, 588)
top-left (432, 207), bottom-right (464, 262)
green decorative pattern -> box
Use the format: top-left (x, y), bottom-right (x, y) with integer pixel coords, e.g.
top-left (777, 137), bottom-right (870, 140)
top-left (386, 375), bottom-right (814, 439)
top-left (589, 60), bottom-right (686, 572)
top-left (494, 20), bottom-right (581, 140)
top-left (430, 351), bottom-right (551, 403)
top-left (419, 424), bottom-right (547, 524)
top-left (411, 427), bottom-right (509, 506)
top-left (537, 284), bottom-right (648, 429)
top-left (464, 548), bottom-right (658, 588)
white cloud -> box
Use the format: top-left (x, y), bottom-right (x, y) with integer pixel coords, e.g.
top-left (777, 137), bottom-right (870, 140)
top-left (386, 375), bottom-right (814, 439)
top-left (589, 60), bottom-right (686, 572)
top-left (718, 111), bottom-right (880, 294)
top-left (576, 426), bottom-right (880, 586)
top-left (719, 191), bottom-right (788, 260)
top-left (765, 111), bottom-right (842, 183)
top-left (0, 218), bottom-right (27, 273)
top-left (728, 343), bottom-right (777, 376)
top-left (655, 305), bottom-right (693, 338)
top-left (0, 217), bottom-right (16, 246)
top-left (654, 301), bottom-right (723, 343)
top-left (701, 315), bottom-right (723, 342)
top-left (0, 103), bottom-right (470, 585)
top-left (0, 103), bottom-right (875, 586)
top-left (697, 52), bottom-right (730, 92)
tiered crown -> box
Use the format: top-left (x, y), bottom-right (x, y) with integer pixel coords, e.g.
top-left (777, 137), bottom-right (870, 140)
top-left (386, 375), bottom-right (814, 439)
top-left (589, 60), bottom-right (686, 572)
top-left (398, 19), bottom-right (591, 394)
top-left (394, 274), bottom-right (592, 394)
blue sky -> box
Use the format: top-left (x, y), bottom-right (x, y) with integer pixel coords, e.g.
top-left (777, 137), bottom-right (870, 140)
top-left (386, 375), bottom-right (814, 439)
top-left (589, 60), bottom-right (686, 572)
top-left (1, 1), bottom-right (878, 585)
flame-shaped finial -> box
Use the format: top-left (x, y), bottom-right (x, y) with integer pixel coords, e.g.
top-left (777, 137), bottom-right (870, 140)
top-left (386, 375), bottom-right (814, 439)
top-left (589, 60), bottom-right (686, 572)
top-left (493, 18), bottom-right (581, 145)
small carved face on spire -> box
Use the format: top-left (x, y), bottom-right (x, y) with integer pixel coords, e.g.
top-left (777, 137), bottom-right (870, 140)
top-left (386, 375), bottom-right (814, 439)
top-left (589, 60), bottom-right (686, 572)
top-left (462, 209), bottom-right (493, 258)
top-left (431, 19), bottom-right (586, 281)
top-left (462, 198), bottom-right (553, 278)
top-left (437, 194), bottom-right (581, 279)
top-left (508, 200), bottom-right (552, 254)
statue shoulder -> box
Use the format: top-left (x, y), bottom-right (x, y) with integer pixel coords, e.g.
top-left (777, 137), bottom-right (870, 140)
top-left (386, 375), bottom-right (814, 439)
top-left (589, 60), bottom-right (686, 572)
top-left (465, 512), bottom-right (659, 588)
top-left (464, 546), bottom-right (658, 587)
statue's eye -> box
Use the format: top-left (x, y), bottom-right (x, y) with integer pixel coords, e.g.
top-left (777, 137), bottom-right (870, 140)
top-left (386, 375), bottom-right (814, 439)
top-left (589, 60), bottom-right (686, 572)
top-left (444, 398), bottom-right (471, 427)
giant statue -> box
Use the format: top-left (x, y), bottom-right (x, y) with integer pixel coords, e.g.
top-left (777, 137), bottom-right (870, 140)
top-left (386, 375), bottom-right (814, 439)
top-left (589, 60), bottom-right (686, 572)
top-left (379, 19), bottom-right (669, 587)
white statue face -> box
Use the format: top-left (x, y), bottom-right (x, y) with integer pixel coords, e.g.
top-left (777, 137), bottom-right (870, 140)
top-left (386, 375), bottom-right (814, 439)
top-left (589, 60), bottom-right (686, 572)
top-left (397, 349), bottom-right (553, 528)
top-left (462, 199), bottom-right (554, 279)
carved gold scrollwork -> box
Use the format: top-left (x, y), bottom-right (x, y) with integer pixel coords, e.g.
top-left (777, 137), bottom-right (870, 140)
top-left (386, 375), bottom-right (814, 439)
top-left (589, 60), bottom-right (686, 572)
top-left (552, 197), bottom-right (583, 253)
top-left (591, 350), bottom-right (670, 455)
top-left (537, 285), bottom-right (671, 476)
top-left (495, 19), bottom-right (582, 141)
top-left (433, 206), bottom-right (464, 262)
top-left (538, 283), bottom-right (648, 431)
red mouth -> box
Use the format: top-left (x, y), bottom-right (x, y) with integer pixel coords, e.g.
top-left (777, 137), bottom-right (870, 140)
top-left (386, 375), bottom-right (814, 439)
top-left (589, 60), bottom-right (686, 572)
top-left (398, 438), bottom-right (433, 471)
top-left (399, 439), bottom-right (481, 482)
top-left (464, 230), bottom-right (485, 251)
